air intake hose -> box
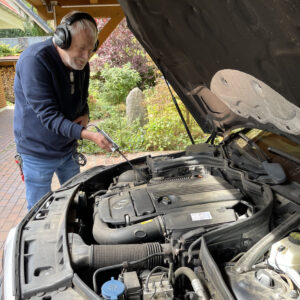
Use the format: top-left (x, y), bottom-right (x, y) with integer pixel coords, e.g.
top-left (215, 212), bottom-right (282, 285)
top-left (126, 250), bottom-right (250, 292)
top-left (92, 213), bottom-right (165, 244)
top-left (69, 233), bottom-right (169, 269)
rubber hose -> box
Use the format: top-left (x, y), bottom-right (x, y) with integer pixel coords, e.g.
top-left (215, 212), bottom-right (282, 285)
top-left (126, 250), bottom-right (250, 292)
top-left (69, 233), bottom-right (167, 269)
top-left (175, 267), bottom-right (209, 300)
top-left (92, 243), bottom-right (163, 269)
top-left (93, 213), bottom-right (164, 244)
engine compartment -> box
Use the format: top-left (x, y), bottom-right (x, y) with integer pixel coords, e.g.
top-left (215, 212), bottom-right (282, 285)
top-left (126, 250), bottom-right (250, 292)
top-left (16, 135), bottom-right (300, 299)
top-left (66, 141), bottom-right (300, 300)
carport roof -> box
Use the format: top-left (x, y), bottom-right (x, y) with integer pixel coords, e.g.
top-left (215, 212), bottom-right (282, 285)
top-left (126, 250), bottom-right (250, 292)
top-left (25, 0), bottom-right (125, 47)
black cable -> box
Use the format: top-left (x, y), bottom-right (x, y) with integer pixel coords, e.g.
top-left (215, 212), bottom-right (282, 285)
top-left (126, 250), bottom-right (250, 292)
top-left (72, 124), bottom-right (104, 167)
top-left (205, 131), bottom-right (216, 144)
top-left (72, 139), bottom-right (87, 166)
top-left (187, 236), bottom-right (202, 263)
top-left (164, 78), bottom-right (195, 145)
top-left (72, 151), bottom-right (87, 166)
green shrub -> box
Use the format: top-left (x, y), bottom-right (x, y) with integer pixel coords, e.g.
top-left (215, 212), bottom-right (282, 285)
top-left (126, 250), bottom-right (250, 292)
top-left (142, 79), bottom-right (206, 150)
top-left (100, 63), bottom-right (141, 105)
top-left (83, 77), bottom-right (215, 155)
top-left (0, 43), bottom-right (20, 57)
top-left (81, 115), bottom-right (145, 154)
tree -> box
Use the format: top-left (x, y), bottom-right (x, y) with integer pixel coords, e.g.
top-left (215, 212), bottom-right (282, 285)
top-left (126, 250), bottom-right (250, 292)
top-left (90, 19), bottom-right (157, 89)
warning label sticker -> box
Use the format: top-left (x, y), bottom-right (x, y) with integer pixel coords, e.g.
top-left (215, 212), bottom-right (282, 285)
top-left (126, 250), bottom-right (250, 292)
top-left (191, 211), bottom-right (212, 221)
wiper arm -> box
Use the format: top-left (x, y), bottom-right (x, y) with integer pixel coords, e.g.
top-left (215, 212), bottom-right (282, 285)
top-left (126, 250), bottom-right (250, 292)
top-left (238, 133), bottom-right (286, 184)
top-left (268, 146), bottom-right (300, 165)
top-left (238, 132), bottom-right (270, 161)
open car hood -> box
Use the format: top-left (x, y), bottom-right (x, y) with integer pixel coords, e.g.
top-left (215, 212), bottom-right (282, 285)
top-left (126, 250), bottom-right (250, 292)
top-left (119, 0), bottom-right (300, 144)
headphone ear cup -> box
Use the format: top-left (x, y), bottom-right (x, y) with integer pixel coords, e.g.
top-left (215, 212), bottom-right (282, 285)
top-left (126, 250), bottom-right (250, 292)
top-left (93, 39), bottom-right (99, 52)
top-left (54, 24), bottom-right (72, 49)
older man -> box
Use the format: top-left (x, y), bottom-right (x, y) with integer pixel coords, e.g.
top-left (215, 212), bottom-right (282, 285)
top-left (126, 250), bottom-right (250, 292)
top-left (14, 12), bottom-right (111, 210)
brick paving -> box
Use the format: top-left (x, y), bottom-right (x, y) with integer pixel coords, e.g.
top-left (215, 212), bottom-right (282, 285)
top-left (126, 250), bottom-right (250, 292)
top-left (0, 107), bottom-right (174, 273)
top-left (0, 108), bottom-right (27, 273)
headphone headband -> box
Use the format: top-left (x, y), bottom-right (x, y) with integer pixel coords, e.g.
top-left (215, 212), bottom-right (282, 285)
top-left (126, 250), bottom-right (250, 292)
top-left (54, 12), bottom-right (99, 51)
top-left (64, 12), bottom-right (98, 30)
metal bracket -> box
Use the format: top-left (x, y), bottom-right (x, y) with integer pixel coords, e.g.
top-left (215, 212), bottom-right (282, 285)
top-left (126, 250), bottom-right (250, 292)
top-left (47, 1), bottom-right (57, 13)
top-left (47, 1), bottom-right (58, 27)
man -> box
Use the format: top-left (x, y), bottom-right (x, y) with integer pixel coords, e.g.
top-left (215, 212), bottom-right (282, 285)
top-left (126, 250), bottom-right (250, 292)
top-left (14, 11), bottom-right (111, 210)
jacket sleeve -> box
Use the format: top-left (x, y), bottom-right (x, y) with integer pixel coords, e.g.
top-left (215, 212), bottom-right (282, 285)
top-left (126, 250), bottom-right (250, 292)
top-left (19, 55), bottom-right (83, 140)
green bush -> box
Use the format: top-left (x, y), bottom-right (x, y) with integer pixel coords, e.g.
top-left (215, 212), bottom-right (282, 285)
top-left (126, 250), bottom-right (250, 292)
top-left (83, 77), bottom-right (215, 155)
top-left (0, 43), bottom-right (20, 57)
top-left (81, 115), bottom-right (145, 154)
top-left (142, 79), bottom-right (206, 150)
top-left (100, 63), bottom-right (141, 105)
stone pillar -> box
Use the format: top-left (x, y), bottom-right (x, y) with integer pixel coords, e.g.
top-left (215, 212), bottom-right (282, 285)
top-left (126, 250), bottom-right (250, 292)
top-left (126, 87), bottom-right (146, 125)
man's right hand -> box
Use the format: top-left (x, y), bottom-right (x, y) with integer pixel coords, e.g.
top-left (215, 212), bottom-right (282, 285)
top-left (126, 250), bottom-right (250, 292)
top-left (80, 129), bottom-right (112, 152)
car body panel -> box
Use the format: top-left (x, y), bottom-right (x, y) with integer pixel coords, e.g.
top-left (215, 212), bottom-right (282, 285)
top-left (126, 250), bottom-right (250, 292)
top-left (119, 0), bottom-right (300, 142)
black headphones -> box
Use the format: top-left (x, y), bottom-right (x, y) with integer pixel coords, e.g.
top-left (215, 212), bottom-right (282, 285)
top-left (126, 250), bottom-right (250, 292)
top-left (54, 12), bottom-right (99, 52)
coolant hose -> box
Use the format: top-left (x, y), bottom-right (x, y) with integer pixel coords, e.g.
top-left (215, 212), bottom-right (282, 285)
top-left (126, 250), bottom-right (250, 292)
top-left (235, 213), bottom-right (300, 273)
top-left (175, 267), bottom-right (209, 300)
top-left (69, 233), bottom-right (169, 269)
top-left (93, 213), bottom-right (165, 244)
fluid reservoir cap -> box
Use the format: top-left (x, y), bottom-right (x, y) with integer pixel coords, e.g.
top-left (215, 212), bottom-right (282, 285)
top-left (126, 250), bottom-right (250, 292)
top-left (101, 277), bottom-right (125, 300)
top-left (288, 232), bottom-right (300, 245)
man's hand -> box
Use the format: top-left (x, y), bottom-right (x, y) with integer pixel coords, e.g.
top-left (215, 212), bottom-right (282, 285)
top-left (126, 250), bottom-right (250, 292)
top-left (80, 129), bottom-right (112, 152)
top-left (74, 114), bottom-right (89, 128)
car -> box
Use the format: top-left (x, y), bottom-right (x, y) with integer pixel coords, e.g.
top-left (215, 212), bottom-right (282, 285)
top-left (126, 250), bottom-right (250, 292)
top-left (1, 1), bottom-right (300, 299)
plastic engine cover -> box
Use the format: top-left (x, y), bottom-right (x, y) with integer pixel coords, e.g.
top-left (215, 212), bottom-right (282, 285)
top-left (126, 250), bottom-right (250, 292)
top-left (97, 175), bottom-right (242, 231)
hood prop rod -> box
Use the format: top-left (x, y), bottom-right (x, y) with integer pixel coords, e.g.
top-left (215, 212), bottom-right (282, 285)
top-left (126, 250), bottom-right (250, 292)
top-left (164, 78), bottom-right (195, 144)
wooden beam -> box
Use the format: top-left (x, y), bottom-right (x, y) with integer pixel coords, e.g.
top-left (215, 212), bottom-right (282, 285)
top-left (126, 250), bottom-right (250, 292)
top-left (54, 6), bottom-right (124, 24)
top-left (25, 0), bottom-right (125, 47)
top-left (97, 14), bottom-right (124, 47)
top-left (28, 0), bottom-right (122, 21)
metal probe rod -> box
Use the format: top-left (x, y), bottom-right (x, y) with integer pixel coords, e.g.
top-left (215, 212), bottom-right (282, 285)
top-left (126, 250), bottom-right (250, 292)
top-left (117, 149), bottom-right (147, 181)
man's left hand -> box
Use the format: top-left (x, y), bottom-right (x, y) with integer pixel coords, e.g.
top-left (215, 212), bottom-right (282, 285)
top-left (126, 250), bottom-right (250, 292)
top-left (73, 114), bottom-right (89, 128)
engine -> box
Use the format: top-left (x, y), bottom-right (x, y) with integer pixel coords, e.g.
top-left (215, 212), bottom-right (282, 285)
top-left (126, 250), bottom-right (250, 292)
top-left (68, 149), bottom-right (300, 300)
top-left (93, 171), bottom-right (243, 245)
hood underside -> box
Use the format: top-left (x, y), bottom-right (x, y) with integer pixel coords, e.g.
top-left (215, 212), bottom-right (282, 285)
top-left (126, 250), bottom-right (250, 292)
top-left (119, 0), bottom-right (300, 143)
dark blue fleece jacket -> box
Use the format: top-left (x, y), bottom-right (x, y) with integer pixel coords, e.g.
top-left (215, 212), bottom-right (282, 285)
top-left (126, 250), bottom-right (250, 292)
top-left (14, 38), bottom-right (89, 159)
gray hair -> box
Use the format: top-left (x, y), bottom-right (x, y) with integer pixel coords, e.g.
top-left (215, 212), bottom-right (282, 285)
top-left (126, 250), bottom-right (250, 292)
top-left (61, 11), bottom-right (98, 40)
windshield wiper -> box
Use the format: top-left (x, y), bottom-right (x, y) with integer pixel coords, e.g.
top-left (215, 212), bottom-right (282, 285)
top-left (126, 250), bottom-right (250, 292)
top-left (268, 146), bottom-right (300, 165)
top-left (238, 133), bottom-right (286, 184)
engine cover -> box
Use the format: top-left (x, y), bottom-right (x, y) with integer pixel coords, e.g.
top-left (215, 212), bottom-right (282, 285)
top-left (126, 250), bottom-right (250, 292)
top-left (96, 175), bottom-right (243, 232)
